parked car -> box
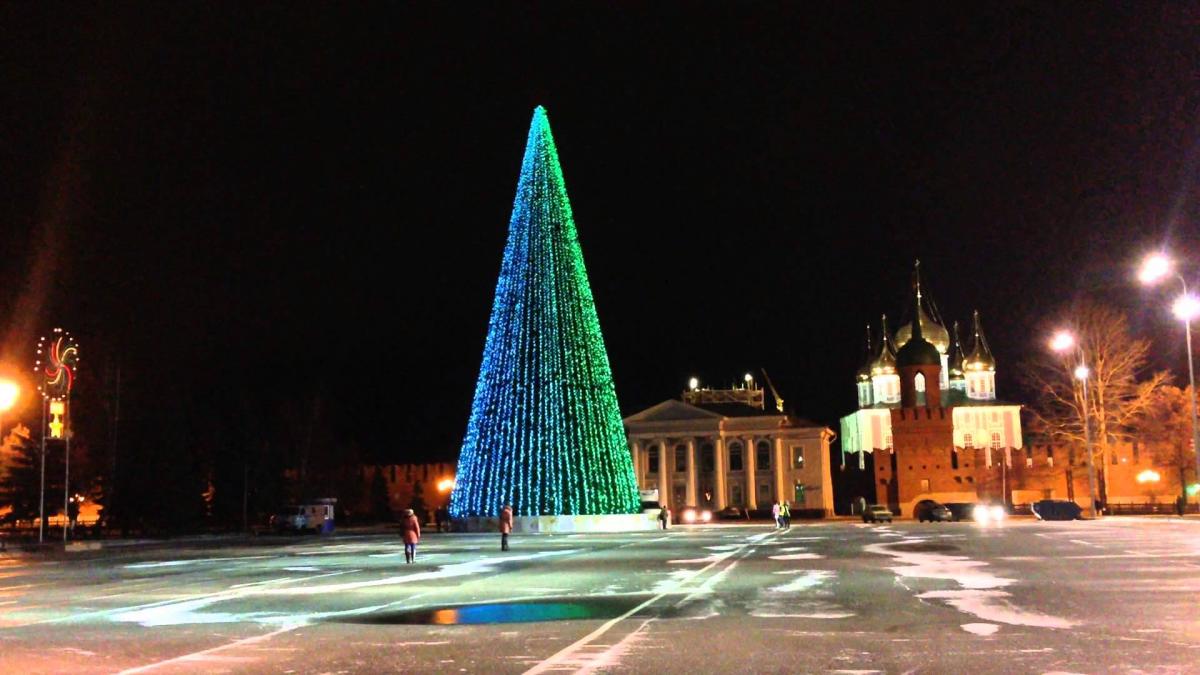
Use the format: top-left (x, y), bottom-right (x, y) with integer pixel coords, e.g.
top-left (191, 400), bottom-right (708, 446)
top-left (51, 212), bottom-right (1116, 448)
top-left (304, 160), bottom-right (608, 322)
top-left (914, 499), bottom-right (952, 522)
top-left (862, 504), bottom-right (893, 523)
top-left (943, 502), bottom-right (974, 522)
top-left (1031, 499), bottom-right (1083, 521)
top-left (270, 502), bottom-right (336, 534)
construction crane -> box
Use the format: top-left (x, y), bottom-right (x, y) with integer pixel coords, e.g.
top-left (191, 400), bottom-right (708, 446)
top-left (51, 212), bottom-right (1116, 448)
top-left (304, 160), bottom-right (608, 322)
top-left (760, 368), bottom-right (785, 413)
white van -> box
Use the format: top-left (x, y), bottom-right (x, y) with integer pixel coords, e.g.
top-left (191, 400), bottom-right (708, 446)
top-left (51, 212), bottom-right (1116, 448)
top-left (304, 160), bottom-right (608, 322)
top-left (270, 501), bottom-right (335, 534)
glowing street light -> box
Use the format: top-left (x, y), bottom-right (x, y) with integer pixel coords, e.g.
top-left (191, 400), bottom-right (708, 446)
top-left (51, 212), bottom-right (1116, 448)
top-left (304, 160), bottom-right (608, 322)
top-left (1049, 331), bottom-right (1075, 352)
top-left (437, 478), bottom-right (457, 493)
top-left (1173, 294), bottom-right (1200, 322)
top-left (688, 376), bottom-right (699, 391)
top-left (1050, 330), bottom-right (1099, 519)
top-left (0, 379), bottom-right (19, 413)
top-left (1138, 252), bottom-right (1172, 284)
top-left (1138, 251), bottom-right (1199, 514)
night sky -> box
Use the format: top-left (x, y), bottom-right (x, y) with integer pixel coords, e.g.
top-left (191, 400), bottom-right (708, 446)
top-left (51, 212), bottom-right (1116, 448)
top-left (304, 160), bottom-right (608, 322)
top-left (1, 4), bottom-right (1197, 463)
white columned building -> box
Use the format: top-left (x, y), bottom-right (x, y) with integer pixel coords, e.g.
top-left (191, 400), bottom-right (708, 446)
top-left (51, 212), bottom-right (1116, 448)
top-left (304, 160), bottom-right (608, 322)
top-left (624, 384), bottom-right (835, 516)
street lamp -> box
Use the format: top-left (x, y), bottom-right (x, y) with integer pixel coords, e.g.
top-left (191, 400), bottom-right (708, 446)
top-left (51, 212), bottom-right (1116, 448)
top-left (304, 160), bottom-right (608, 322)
top-left (1049, 331), bottom-right (1100, 519)
top-left (1139, 252), bottom-right (1200, 510)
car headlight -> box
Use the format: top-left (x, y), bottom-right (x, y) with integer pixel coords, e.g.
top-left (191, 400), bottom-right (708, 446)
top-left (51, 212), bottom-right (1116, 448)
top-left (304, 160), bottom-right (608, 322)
top-left (682, 509), bottom-right (697, 523)
top-left (700, 510), bottom-right (712, 522)
top-left (973, 505), bottom-right (990, 523)
top-left (990, 506), bottom-right (1005, 521)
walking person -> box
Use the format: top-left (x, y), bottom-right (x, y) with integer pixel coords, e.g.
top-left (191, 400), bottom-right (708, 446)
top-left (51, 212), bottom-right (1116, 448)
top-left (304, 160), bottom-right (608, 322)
top-left (499, 503), bottom-right (513, 551)
top-left (780, 501), bottom-right (791, 530)
top-left (401, 508), bottom-right (421, 564)
top-left (657, 504), bottom-right (671, 529)
top-left (771, 501), bottom-right (781, 529)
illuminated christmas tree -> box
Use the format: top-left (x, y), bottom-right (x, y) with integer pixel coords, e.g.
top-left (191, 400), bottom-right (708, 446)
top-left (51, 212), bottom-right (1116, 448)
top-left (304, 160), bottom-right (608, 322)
top-left (450, 107), bottom-right (640, 518)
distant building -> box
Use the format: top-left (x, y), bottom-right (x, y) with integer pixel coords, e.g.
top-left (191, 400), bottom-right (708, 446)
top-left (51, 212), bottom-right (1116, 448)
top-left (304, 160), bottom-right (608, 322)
top-left (839, 262), bottom-right (1023, 515)
top-left (839, 262), bottom-right (1191, 515)
top-left (624, 379), bottom-right (835, 515)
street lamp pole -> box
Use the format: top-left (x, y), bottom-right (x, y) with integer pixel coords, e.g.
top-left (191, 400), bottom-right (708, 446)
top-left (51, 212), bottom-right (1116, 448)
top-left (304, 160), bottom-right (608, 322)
top-left (1051, 331), bottom-right (1099, 519)
top-left (1139, 253), bottom-right (1200, 507)
top-left (1078, 362), bottom-right (1099, 520)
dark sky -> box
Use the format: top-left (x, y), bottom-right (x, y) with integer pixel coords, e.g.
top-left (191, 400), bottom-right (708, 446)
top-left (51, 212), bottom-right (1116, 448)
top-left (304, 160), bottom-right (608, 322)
top-left (1, 3), bottom-right (1197, 462)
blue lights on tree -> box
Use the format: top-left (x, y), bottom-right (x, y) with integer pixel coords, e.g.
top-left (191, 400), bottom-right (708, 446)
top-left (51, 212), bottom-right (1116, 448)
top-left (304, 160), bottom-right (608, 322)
top-left (450, 107), bottom-right (640, 518)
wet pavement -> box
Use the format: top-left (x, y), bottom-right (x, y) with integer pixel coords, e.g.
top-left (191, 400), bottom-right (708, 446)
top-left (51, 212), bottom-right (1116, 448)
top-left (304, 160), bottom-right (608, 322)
top-left (0, 518), bottom-right (1198, 673)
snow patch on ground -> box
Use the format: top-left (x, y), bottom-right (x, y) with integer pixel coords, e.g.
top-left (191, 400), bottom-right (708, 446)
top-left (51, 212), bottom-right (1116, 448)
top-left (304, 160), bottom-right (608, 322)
top-left (961, 622), bottom-right (1000, 636)
top-left (768, 570), bottom-right (834, 593)
top-left (668, 556), bottom-right (721, 564)
top-left (751, 611), bottom-right (854, 619)
top-left (922, 590), bottom-right (1076, 629)
top-left (865, 539), bottom-right (1077, 630)
top-left (769, 553), bottom-right (824, 560)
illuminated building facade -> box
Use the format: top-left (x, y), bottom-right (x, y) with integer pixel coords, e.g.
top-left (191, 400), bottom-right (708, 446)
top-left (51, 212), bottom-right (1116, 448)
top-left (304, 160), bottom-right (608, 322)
top-left (624, 379), bottom-right (835, 515)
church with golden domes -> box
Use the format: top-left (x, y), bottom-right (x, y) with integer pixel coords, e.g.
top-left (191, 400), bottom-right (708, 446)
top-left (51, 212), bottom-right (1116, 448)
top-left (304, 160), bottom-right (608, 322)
top-left (839, 262), bottom-right (1024, 515)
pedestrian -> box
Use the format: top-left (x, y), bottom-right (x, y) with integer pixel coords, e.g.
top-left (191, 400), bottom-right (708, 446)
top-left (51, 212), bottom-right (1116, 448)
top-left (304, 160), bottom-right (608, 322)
top-left (780, 501), bottom-right (791, 530)
top-left (1177, 494), bottom-right (1186, 517)
top-left (658, 504), bottom-right (670, 529)
top-left (401, 508), bottom-right (421, 564)
top-left (499, 503), bottom-right (513, 551)
top-left (771, 501), bottom-right (781, 529)
top-left (857, 496), bottom-right (867, 516)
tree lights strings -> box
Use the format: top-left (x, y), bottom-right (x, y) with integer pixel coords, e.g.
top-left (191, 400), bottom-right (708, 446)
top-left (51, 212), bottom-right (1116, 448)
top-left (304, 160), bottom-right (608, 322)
top-left (450, 107), bottom-right (640, 518)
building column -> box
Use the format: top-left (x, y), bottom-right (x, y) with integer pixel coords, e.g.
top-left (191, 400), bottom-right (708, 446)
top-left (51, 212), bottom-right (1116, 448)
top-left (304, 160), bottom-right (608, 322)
top-left (631, 439), bottom-right (643, 489)
top-left (714, 437), bottom-right (727, 510)
top-left (657, 438), bottom-right (671, 508)
top-left (685, 438), bottom-right (697, 506)
top-left (775, 437), bottom-right (788, 504)
top-left (745, 436), bottom-right (758, 510)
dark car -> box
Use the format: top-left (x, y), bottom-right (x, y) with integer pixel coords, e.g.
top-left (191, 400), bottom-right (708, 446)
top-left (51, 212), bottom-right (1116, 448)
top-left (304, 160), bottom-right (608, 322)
top-left (914, 499), bottom-right (952, 522)
top-left (1031, 499), bottom-right (1083, 521)
top-left (943, 502), bottom-right (975, 522)
top-left (862, 504), bottom-right (893, 523)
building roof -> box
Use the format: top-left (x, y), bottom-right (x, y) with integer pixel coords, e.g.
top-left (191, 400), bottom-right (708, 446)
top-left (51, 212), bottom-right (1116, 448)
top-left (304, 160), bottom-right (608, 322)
top-left (856, 323), bottom-right (874, 381)
top-left (965, 310), bottom-right (996, 371)
top-left (895, 282), bottom-right (942, 367)
top-left (869, 315), bottom-right (898, 375)
top-left (895, 261), bottom-right (950, 354)
top-left (948, 320), bottom-right (966, 380)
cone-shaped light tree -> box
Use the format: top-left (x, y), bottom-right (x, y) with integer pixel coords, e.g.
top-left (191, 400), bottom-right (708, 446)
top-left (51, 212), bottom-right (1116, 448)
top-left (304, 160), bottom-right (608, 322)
top-left (450, 107), bottom-right (640, 518)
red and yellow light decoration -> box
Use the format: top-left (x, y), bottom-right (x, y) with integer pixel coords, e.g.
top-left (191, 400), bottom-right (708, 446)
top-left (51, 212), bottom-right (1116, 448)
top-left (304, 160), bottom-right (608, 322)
top-left (35, 328), bottom-right (79, 438)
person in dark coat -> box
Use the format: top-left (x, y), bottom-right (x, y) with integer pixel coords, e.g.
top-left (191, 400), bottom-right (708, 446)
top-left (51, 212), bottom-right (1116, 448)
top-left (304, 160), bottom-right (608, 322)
top-left (657, 505), bottom-right (670, 529)
top-left (401, 508), bottom-right (421, 564)
top-left (499, 504), bottom-right (513, 551)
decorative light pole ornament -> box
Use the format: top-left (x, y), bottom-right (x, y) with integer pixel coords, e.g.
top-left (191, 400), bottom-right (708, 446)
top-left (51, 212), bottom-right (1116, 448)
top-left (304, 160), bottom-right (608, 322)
top-left (34, 328), bottom-right (79, 542)
top-left (36, 328), bottom-right (80, 402)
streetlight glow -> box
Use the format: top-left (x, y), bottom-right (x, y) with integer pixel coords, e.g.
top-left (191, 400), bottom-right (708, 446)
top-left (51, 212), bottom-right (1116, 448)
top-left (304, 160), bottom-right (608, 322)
top-left (688, 376), bottom-right (699, 390)
top-left (1074, 364), bottom-right (1090, 381)
top-left (0, 379), bottom-right (19, 413)
top-left (437, 478), bottom-right (457, 493)
top-left (1050, 331), bottom-right (1075, 352)
top-left (1172, 293), bottom-right (1200, 322)
top-left (1138, 252), bottom-right (1172, 285)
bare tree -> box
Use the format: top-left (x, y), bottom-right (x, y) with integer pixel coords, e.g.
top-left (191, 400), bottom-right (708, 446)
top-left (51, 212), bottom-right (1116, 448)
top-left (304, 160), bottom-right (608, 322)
top-left (1140, 385), bottom-right (1197, 512)
top-left (1024, 301), bottom-right (1170, 503)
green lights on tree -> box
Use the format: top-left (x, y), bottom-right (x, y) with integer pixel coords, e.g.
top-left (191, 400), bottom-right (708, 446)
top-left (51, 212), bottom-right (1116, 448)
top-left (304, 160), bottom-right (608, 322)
top-left (450, 107), bottom-right (640, 518)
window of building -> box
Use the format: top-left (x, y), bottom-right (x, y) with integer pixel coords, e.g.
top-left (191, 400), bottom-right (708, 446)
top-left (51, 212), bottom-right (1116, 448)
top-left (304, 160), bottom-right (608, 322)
top-left (991, 433), bottom-right (1001, 449)
top-left (675, 445), bottom-right (687, 473)
top-left (1112, 451), bottom-right (1119, 465)
top-left (701, 443), bottom-right (715, 472)
top-left (756, 441), bottom-right (772, 470)
top-left (648, 447), bottom-right (660, 474)
top-left (950, 448), bottom-right (959, 470)
top-left (885, 435), bottom-right (893, 452)
top-left (963, 434), bottom-right (973, 449)
top-left (1132, 441), bottom-right (1140, 462)
top-left (728, 443), bottom-right (743, 471)
top-left (758, 482), bottom-right (772, 503)
top-left (920, 479), bottom-right (930, 492)
top-left (730, 484), bottom-right (744, 506)
top-left (792, 446), bottom-right (805, 469)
